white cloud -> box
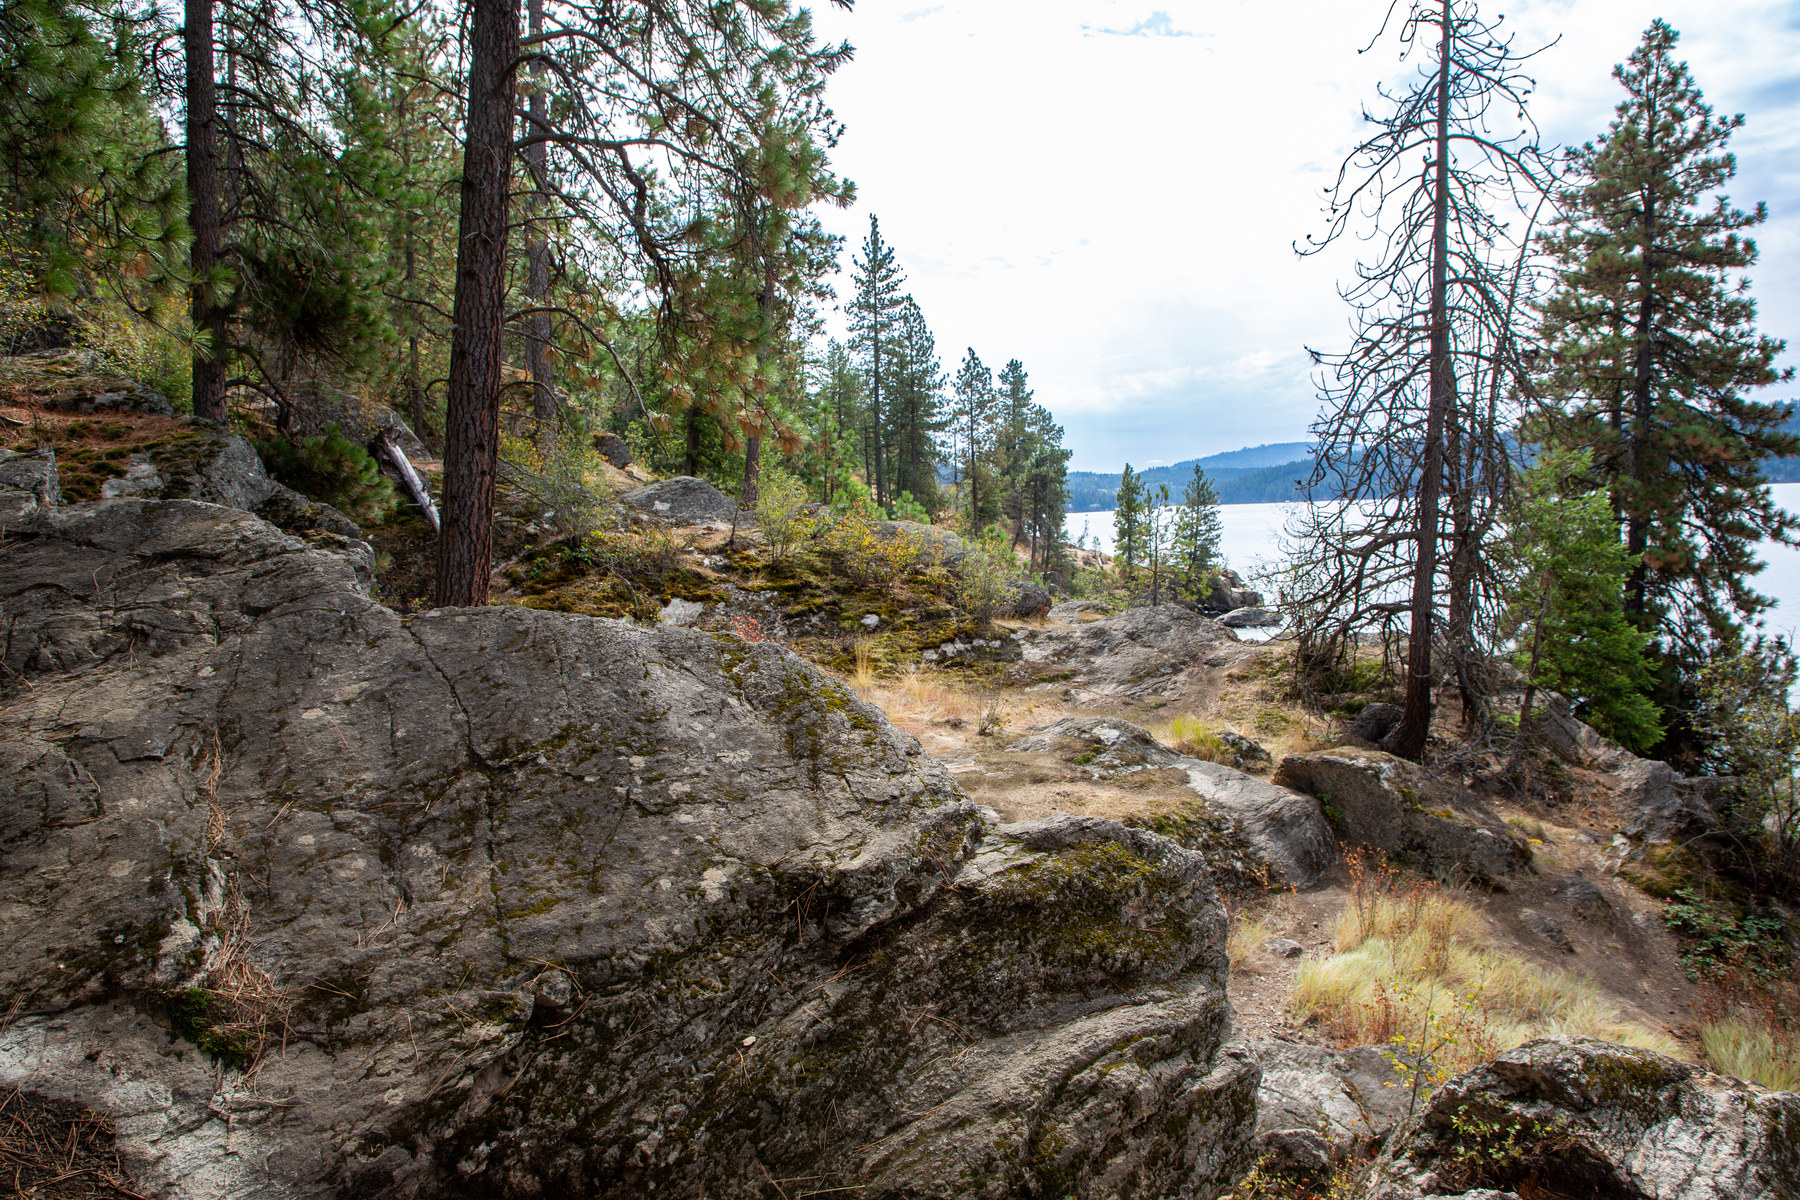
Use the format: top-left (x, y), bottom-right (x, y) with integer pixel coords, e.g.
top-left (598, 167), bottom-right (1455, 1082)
top-left (807, 1), bottom-right (1800, 472)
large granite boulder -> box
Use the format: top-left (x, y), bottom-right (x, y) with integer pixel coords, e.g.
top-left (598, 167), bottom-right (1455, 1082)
top-left (1011, 717), bottom-right (1335, 888)
top-left (1356, 1037), bottom-right (1799, 1200)
top-left (1274, 748), bottom-right (1531, 882)
top-left (0, 498), bottom-right (1257, 1199)
top-left (91, 428), bottom-right (278, 513)
top-left (622, 474), bottom-right (738, 523)
top-left (1011, 604), bottom-right (1250, 703)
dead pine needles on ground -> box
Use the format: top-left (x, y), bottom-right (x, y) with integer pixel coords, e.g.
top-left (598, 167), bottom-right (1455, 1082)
top-left (0, 1087), bottom-right (148, 1199)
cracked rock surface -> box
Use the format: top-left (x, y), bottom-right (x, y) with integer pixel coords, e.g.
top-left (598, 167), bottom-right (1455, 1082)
top-left (1, 498), bottom-right (1256, 1199)
top-left (1356, 1036), bottom-right (1800, 1200)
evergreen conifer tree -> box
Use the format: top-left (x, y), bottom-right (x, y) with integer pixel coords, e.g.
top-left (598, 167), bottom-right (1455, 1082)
top-left (1538, 19), bottom-right (1797, 657)
top-left (1505, 448), bottom-right (1662, 750)
top-left (1169, 464), bottom-right (1223, 601)
top-left (1113, 464), bottom-right (1148, 585)
top-left (951, 348), bottom-right (997, 531)
top-left (887, 295), bottom-right (945, 509)
top-left (849, 216), bottom-right (904, 509)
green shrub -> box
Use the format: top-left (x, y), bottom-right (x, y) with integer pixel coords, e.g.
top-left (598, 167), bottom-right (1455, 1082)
top-left (755, 467), bottom-right (817, 561)
top-left (256, 425), bottom-right (398, 526)
top-left (955, 548), bottom-right (1011, 621)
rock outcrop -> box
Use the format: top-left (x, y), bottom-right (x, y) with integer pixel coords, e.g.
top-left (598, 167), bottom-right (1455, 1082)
top-left (1012, 604), bottom-right (1249, 702)
top-left (1011, 717), bottom-right (1335, 888)
top-left (278, 380), bottom-right (430, 459)
top-left (622, 474), bottom-right (738, 523)
top-left (1219, 606), bottom-right (1281, 629)
top-left (1274, 748), bottom-right (1531, 881)
top-left (1, 498), bottom-right (1258, 1199)
top-left (0, 446), bottom-right (60, 522)
top-left (1253, 1040), bottom-right (1408, 1178)
top-left (1356, 1036), bottom-right (1800, 1200)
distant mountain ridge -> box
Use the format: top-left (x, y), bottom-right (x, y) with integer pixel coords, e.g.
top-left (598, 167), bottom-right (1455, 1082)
top-left (1066, 442), bottom-right (1316, 510)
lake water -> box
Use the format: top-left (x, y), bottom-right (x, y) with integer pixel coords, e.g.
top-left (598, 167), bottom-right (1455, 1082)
top-left (1064, 482), bottom-right (1800, 643)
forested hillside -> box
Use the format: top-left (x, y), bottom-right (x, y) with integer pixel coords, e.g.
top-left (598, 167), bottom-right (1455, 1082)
top-left (1066, 443), bottom-right (1317, 509)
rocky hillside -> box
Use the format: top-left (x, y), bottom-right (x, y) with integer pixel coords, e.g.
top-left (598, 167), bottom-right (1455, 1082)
top-left (3, 370), bottom-right (1796, 1199)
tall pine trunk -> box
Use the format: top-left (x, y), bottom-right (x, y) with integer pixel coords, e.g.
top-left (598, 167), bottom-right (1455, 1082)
top-left (740, 279), bottom-right (776, 510)
top-left (1388, 0), bottom-right (1453, 762)
top-left (184, 0), bottom-right (227, 422)
top-left (1625, 112), bottom-right (1659, 628)
top-left (434, 0), bottom-right (521, 608)
top-left (523, 0), bottom-right (557, 426)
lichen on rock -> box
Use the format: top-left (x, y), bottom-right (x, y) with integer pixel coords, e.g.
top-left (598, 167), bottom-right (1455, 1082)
top-left (1, 497), bottom-right (1258, 1199)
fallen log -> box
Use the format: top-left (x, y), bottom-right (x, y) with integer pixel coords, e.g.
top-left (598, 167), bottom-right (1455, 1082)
top-left (376, 433), bottom-right (439, 534)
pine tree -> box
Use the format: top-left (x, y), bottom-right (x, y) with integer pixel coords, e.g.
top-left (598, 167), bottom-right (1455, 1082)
top-left (1113, 464), bottom-right (1148, 585)
top-left (1505, 448), bottom-right (1662, 751)
top-left (886, 295), bottom-right (945, 509)
top-left (0, 0), bottom-right (185, 318)
top-left (996, 358), bottom-right (1033, 541)
top-left (1170, 463), bottom-right (1223, 601)
top-left (951, 348), bottom-right (997, 532)
top-left (1020, 403), bottom-right (1071, 573)
top-left (1295, 0), bottom-right (1552, 759)
top-left (849, 215), bottom-right (904, 510)
top-left (1538, 19), bottom-right (1797, 658)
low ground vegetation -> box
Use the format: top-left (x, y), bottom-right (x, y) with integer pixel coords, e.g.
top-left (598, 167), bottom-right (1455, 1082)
top-left (1290, 853), bottom-right (1681, 1082)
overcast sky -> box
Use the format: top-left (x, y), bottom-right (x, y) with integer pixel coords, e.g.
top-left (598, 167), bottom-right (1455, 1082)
top-left (802, 0), bottom-right (1800, 473)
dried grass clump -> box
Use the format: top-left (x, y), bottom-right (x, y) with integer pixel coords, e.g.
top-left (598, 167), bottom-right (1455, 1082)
top-left (1291, 852), bottom-right (1682, 1078)
top-left (1701, 1018), bottom-right (1800, 1091)
top-left (1162, 714), bottom-right (1230, 764)
top-left (1228, 908), bottom-right (1273, 974)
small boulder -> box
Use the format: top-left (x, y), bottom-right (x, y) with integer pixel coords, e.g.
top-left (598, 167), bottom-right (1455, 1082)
top-left (1616, 757), bottom-right (1729, 844)
top-left (1348, 702), bottom-right (1404, 744)
top-left (1008, 577), bottom-right (1052, 617)
top-left (1518, 908), bottom-right (1574, 953)
top-left (1217, 730), bottom-right (1273, 771)
top-left (1253, 1040), bottom-right (1408, 1169)
top-left (1266, 937), bottom-right (1304, 959)
top-left (1219, 605), bottom-right (1281, 628)
top-left (622, 475), bottom-right (738, 523)
top-left (595, 430), bottom-right (632, 468)
top-left (1563, 874), bottom-right (1613, 924)
top-left (1273, 747), bottom-right (1531, 882)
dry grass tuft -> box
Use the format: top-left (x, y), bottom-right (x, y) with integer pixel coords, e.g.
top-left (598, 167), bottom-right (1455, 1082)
top-left (1701, 1018), bottom-right (1800, 1091)
top-left (1160, 714), bottom-right (1231, 764)
top-left (1228, 908), bottom-right (1273, 974)
top-left (1292, 852), bottom-right (1683, 1079)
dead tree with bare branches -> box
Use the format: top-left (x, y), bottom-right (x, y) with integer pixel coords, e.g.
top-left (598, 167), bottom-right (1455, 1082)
top-left (1288, 0), bottom-right (1555, 759)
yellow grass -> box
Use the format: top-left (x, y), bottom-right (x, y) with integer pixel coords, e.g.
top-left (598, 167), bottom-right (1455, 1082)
top-left (1156, 715), bottom-right (1226, 763)
top-left (1701, 1018), bottom-right (1800, 1091)
top-left (1228, 909), bottom-right (1273, 974)
top-left (849, 664), bottom-right (985, 729)
top-left (1291, 855), bottom-right (1683, 1075)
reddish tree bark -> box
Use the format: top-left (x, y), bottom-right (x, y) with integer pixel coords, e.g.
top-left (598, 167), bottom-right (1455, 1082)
top-left (434, 0), bottom-right (522, 607)
top-left (184, 0), bottom-right (227, 422)
top-left (1387, 0), bottom-right (1453, 762)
